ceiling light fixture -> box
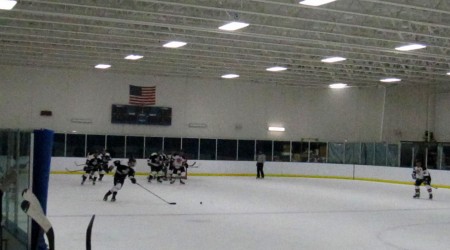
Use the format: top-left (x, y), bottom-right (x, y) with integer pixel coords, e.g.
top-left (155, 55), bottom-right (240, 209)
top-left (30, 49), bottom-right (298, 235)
top-left (321, 57), bottom-right (346, 63)
top-left (163, 41), bottom-right (187, 48)
top-left (268, 126), bottom-right (285, 132)
top-left (0, 0), bottom-right (17, 10)
top-left (329, 83), bottom-right (348, 89)
top-left (218, 21), bottom-right (249, 31)
top-left (266, 66), bottom-right (287, 72)
top-left (380, 78), bottom-right (401, 83)
top-left (94, 64), bottom-right (111, 69)
top-left (395, 44), bottom-right (426, 51)
top-left (446, 72), bottom-right (450, 76)
top-left (299, 0), bottom-right (337, 7)
top-left (124, 54), bottom-right (144, 60)
top-left (221, 74), bottom-right (239, 79)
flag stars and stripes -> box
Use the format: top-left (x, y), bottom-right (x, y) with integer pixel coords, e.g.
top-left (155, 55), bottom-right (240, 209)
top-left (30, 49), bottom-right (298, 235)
top-left (129, 85), bottom-right (155, 105)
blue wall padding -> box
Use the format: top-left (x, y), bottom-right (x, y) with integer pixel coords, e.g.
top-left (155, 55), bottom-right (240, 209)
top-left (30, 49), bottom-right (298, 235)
top-left (32, 129), bottom-right (54, 250)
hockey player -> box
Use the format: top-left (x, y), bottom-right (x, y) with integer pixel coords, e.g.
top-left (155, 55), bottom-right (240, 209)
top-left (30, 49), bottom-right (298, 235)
top-left (103, 158), bottom-right (137, 202)
top-left (147, 152), bottom-right (163, 183)
top-left (169, 152), bottom-right (187, 184)
top-left (412, 159), bottom-right (433, 199)
top-left (82, 152), bottom-right (101, 185)
top-left (160, 152), bottom-right (170, 181)
top-left (98, 149), bottom-right (111, 181)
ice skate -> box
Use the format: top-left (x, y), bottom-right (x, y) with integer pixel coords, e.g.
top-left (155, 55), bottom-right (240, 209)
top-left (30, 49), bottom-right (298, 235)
top-left (103, 191), bottom-right (111, 201)
top-left (170, 179), bottom-right (175, 184)
top-left (429, 193), bottom-right (433, 200)
top-left (413, 193), bottom-right (420, 199)
top-left (180, 180), bottom-right (185, 184)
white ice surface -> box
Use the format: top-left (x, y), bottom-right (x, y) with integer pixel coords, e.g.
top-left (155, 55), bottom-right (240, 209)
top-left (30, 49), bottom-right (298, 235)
top-left (47, 175), bottom-right (450, 250)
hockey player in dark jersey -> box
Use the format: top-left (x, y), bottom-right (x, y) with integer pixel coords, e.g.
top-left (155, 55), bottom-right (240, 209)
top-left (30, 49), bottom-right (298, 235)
top-left (147, 152), bottom-right (163, 183)
top-left (412, 159), bottom-right (433, 199)
top-left (82, 152), bottom-right (101, 185)
top-left (98, 149), bottom-right (111, 181)
top-left (160, 153), bottom-right (170, 181)
top-left (103, 158), bottom-right (137, 202)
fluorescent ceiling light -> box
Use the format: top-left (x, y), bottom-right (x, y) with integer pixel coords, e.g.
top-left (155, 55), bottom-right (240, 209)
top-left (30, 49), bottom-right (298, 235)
top-left (321, 57), bottom-right (346, 63)
top-left (446, 72), bottom-right (450, 76)
top-left (266, 66), bottom-right (287, 72)
top-left (221, 74), bottom-right (239, 79)
top-left (395, 44), bottom-right (426, 51)
top-left (268, 126), bottom-right (285, 132)
top-left (124, 54), bottom-right (143, 60)
top-left (329, 83), bottom-right (348, 89)
top-left (218, 22), bottom-right (249, 31)
top-left (95, 64), bottom-right (111, 69)
top-left (0, 0), bottom-right (17, 10)
top-left (163, 41), bottom-right (187, 48)
top-left (380, 78), bottom-right (401, 83)
top-left (299, 0), bottom-right (337, 7)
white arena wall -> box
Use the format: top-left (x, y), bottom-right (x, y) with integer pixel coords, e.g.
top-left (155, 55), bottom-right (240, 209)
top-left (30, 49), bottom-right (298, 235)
top-left (51, 157), bottom-right (450, 187)
top-left (0, 65), bottom-right (444, 143)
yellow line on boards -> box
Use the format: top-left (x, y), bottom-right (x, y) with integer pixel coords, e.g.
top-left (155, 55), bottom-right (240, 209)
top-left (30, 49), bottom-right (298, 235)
top-left (51, 171), bottom-right (450, 189)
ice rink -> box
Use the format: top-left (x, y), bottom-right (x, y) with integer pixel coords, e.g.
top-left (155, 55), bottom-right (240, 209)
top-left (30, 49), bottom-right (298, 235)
top-left (47, 174), bottom-right (450, 250)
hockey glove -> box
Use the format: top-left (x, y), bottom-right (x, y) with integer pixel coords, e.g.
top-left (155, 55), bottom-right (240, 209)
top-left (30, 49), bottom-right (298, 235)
top-left (130, 177), bottom-right (137, 184)
top-left (411, 171), bottom-right (416, 180)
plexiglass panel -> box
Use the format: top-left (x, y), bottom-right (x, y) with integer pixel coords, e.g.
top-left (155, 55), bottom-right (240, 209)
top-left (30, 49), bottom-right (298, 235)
top-left (126, 136), bottom-right (144, 159)
top-left (182, 138), bottom-right (199, 160)
top-left (163, 137), bottom-right (181, 155)
top-left (217, 139), bottom-right (237, 160)
top-left (145, 137), bottom-right (163, 157)
top-left (0, 130), bottom-right (31, 247)
top-left (66, 134), bottom-right (86, 157)
top-left (87, 135), bottom-right (106, 154)
top-left (238, 140), bottom-right (255, 161)
top-left (328, 142), bottom-right (344, 164)
top-left (200, 139), bottom-right (216, 160)
top-left (273, 141), bottom-right (290, 162)
top-left (107, 135), bottom-right (125, 158)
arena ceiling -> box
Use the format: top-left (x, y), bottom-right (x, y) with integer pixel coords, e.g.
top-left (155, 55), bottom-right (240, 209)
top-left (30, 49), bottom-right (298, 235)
top-left (0, 0), bottom-right (449, 88)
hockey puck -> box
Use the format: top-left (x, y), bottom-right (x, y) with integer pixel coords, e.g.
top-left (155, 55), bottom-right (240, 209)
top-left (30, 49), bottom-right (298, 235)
top-left (200, 201), bottom-right (202, 205)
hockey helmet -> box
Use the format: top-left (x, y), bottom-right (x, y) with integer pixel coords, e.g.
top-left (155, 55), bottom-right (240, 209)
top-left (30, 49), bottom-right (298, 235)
top-left (128, 158), bottom-right (136, 167)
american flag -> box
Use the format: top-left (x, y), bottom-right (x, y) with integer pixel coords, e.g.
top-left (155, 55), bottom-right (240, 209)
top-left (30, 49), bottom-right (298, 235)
top-left (129, 85), bottom-right (156, 105)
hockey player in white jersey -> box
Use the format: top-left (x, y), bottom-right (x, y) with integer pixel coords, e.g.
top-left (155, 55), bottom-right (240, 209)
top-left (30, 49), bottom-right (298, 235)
top-left (170, 152), bottom-right (187, 184)
top-left (412, 159), bottom-right (433, 199)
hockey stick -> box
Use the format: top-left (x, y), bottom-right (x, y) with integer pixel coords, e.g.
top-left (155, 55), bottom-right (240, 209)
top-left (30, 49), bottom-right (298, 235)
top-left (136, 182), bottom-right (176, 205)
top-left (65, 167), bottom-right (84, 172)
top-left (21, 189), bottom-right (55, 250)
top-left (188, 161), bottom-right (197, 167)
top-left (86, 214), bottom-right (95, 250)
top-left (75, 161), bottom-right (86, 167)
